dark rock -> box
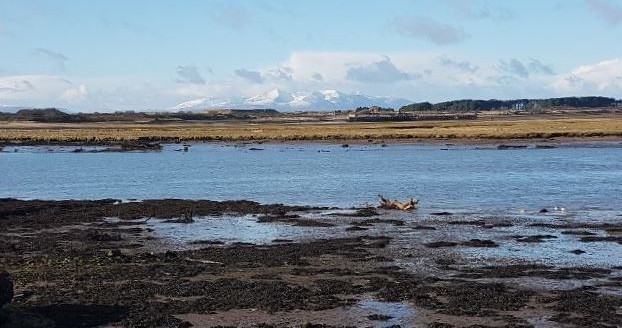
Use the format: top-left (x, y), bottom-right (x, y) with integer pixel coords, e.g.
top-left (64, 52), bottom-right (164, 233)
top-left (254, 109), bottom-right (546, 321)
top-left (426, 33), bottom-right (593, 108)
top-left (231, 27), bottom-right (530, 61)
top-left (561, 230), bottom-right (597, 236)
top-left (570, 249), bottom-right (586, 255)
top-left (497, 144), bottom-right (528, 150)
top-left (345, 226), bottom-right (369, 232)
top-left (178, 321), bottom-right (193, 328)
top-left (367, 314), bottom-right (392, 321)
top-left (359, 218), bottom-right (405, 226)
top-left (461, 239), bottom-right (499, 248)
top-left (341, 144), bottom-right (349, 148)
top-left (411, 225), bottom-right (437, 230)
top-left (105, 249), bottom-right (123, 257)
top-left (189, 240), bottom-right (224, 245)
top-left (346, 208), bottom-right (379, 217)
top-left (271, 239), bottom-right (294, 243)
top-left (164, 216), bottom-right (194, 224)
top-left (425, 241), bottom-right (458, 248)
top-left (256, 214), bottom-right (334, 227)
top-left (580, 236), bottom-right (622, 244)
top-left (428, 323), bottom-right (454, 328)
top-left (431, 211), bottom-right (453, 216)
top-left (0, 271), bottom-right (13, 307)
top-left (435, 257), bottom-right (457, 266)
top-left (539, 208), bottom-right (549, 213)
top-left (87, 231), bottom-right (122, 242)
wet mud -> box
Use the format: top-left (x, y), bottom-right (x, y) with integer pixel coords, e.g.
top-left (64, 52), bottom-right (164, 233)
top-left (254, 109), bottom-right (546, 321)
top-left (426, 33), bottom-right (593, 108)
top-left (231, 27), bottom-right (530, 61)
top-left (1, 199), bottom-right (621, 327)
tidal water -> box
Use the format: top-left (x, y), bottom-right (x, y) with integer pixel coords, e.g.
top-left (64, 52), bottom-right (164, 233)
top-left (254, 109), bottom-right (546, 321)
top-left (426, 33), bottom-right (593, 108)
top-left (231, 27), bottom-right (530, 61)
top-left (2, 142), bottom-right (622, 214)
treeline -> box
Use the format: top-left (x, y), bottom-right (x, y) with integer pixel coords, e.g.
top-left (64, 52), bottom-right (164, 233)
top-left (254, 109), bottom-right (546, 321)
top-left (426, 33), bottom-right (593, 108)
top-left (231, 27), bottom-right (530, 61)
top-left (0, 108), bottom-right (281, 123)
top-left (400, 96), bottom-right (620, 112)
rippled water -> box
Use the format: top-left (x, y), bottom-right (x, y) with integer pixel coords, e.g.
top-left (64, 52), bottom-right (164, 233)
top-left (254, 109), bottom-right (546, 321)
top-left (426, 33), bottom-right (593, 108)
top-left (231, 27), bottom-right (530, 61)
top-left (2, 142), bottom-right (622, 213)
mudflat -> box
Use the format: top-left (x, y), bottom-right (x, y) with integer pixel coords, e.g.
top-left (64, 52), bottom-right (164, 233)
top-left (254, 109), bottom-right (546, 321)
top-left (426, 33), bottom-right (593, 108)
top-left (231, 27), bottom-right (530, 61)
top-left (1, 199), bottom-right (621, 327)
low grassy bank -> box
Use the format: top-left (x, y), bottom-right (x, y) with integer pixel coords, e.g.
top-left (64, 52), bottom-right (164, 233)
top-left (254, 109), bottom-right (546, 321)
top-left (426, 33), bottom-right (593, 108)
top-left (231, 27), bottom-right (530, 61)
top-left (1, 117), bottom-right (622, 144)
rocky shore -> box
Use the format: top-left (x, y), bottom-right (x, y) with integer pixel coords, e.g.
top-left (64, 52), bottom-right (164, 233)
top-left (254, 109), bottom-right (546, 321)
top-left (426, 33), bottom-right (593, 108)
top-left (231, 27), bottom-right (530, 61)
top-left (1, 199), bottom-right (621, 327)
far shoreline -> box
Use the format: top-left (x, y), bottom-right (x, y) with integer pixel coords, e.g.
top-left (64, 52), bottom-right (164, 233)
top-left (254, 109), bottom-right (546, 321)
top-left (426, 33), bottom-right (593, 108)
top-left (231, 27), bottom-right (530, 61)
top-left (2, 115), bottom-right (622, 148)
top-left (2, 135), bottom-right (622, 149)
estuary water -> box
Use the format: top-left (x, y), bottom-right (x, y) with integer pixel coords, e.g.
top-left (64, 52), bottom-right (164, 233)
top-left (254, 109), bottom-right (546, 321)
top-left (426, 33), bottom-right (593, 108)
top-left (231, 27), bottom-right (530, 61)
top-left (2, 142), bottom-right (622, 215)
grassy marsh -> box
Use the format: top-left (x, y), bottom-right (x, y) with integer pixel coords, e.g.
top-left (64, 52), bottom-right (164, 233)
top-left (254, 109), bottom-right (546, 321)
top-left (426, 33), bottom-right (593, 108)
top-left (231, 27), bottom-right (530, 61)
top-left (1, 116), bottom-right (622, 144)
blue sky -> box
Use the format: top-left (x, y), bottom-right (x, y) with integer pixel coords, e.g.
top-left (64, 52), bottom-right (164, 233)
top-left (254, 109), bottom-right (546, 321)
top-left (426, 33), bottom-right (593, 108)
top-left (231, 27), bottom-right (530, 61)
top-left (1, 0), bottom-right (621, 111)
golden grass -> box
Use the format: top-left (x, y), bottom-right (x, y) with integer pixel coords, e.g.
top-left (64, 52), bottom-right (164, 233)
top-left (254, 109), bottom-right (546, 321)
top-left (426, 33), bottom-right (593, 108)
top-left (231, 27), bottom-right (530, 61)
top-left (1, 117), bottom-right (622, 143)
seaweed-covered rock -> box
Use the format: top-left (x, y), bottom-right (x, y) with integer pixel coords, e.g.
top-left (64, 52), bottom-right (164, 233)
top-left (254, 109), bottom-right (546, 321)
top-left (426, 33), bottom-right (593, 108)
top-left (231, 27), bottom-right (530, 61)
top-left (0, 271), bottom-right (13, 307)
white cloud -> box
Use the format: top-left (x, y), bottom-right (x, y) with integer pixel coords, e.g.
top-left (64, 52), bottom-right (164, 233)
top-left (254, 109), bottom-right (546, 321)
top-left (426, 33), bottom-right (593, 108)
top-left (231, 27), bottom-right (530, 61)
top-left (2, 54), bottom-right (621, 111)
top-left (552, 58), bottom-right (622, 93)
top-left (0, 75), bottom-right (71, 102)
top-left (59, 84), bottom-right (88, 103)
top-left (0, 78), bottom-right (35, 93)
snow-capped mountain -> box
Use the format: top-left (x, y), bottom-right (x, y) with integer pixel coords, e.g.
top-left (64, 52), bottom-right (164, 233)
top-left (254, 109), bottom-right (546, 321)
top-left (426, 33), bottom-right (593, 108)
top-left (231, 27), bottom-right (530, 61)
top-left (173, 89), bottom-right (411, 112)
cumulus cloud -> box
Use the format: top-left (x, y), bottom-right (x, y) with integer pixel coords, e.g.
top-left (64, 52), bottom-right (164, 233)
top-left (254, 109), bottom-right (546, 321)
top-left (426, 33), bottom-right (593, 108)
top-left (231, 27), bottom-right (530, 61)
top-left (3, 52), bottom-right (620, 111)
top-left (346, 56), bottom-right (415, 83)
top-left (33, 48), bottom-right (68, 71)
top-left (390, 16), bottom-right (468, 45)
top-left (176, 65), bottom-right (205, 85)
top-left (528, 59), bottom-right (555, 75)
top-left (0, 79), bottom-right (35, 93)
top-left (497, 59), bottom-right (530, 78)
top-left (439, 56), bottom-right (478, 73)
top-left (234, 68), bottom-right (264, 83)
top-left (586, 0), bottom-right (622, 25)
top-left (0, 75), bottom-right (73, 105)
top-left (265, 66), bottom-right (293, 81)
top-left (60, 84), bottom-right (88, 103)
top-left (497, 58), bottom-right (555, 78)
top-left (552, 58), bottom-right (622, 93)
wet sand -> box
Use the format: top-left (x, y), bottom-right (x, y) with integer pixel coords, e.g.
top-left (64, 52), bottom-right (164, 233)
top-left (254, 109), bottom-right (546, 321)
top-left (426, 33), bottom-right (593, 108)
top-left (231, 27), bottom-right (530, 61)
top-left (1, 199), bottom-right (621, 327)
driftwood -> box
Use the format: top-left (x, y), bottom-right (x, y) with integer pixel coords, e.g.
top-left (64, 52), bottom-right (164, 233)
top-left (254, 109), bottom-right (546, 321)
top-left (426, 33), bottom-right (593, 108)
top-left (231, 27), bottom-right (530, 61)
top-left (378, 195), bottom-right (419, 211)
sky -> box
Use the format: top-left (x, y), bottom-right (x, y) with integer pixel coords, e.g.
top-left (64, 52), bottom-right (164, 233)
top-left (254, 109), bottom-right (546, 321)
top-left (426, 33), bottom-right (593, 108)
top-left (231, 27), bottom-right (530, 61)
top-left (0, 0), bottom-right (621, 111)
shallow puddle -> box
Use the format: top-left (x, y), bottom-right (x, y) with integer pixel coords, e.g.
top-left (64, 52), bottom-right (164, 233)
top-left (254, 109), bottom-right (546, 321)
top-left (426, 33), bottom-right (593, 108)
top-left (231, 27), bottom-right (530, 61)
top-left (354, 299), bottom-right (416, 327)
top-left (145, 215), bottom-right (336, 248)
top-left (458, 224), bottom-right (622, 267)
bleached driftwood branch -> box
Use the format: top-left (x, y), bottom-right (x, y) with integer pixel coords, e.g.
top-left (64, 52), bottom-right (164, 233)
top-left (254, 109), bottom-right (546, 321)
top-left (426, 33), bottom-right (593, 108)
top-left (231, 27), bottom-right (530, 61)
top-left (378, 194), bottom-right (419, 211)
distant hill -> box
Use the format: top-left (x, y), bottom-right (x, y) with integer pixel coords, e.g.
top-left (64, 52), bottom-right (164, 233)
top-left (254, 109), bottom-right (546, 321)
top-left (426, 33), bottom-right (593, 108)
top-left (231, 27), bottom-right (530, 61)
top-left (0, 106), bottom-right (29, 114)
top-left (14, 108), bottom-right (72, 122)
top-left (0, 107), bottom-right (281, 123)
top-left (400, 97), bottom-right (621, 112)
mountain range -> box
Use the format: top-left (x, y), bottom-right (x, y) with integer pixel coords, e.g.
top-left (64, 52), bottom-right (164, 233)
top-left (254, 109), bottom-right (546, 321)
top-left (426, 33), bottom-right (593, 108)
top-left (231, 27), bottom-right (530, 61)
top-left (173, 89), bottom-right (412, 112)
